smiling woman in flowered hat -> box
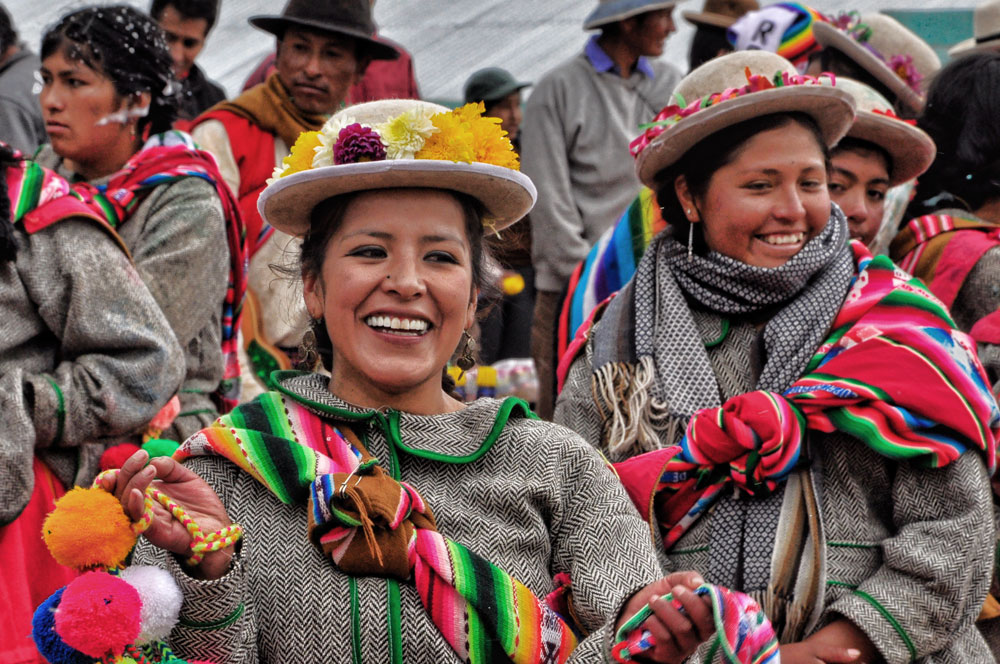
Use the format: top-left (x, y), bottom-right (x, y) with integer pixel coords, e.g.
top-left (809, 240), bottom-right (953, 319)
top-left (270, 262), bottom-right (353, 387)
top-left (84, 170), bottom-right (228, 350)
top-left (98, 98), bottom-right (765, 662)
top-left (556, 50), bottom-right (998, 661)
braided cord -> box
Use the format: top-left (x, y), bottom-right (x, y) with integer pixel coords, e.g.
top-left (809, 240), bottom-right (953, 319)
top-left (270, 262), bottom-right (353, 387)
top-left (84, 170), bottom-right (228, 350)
top-left (95, 469), bottom-right (242, 566)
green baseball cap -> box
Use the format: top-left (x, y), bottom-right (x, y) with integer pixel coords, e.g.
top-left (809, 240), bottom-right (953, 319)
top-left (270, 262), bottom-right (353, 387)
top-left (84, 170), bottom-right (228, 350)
top-left (463, 68), bottom-right (531, 105)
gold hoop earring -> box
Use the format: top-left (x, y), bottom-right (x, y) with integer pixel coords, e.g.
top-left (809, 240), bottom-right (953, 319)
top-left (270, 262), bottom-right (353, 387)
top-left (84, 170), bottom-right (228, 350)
top-left (296, 321), bottom-right (321, 371)
top-left (455, 329), bottom-right (477, 372)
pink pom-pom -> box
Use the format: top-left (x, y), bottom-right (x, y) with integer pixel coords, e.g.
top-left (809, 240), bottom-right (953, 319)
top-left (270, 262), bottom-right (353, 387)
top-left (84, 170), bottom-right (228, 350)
top-left (149, 396), bottom-right (181, 430)
top-left (100, 444), bottom-right (142, 471)
top-left (55, 571), bottom-right (142, 657)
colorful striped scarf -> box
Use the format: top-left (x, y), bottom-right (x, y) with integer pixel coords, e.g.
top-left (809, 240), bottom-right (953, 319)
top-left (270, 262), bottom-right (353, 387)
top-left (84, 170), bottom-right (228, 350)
top-left (5, 154), bottom-right (127, 256)
top-left (557, 188), bottom-right (665, 361)
top-left (176, 393), bottom-right (580, 663)
top-left (890, 213), bottom-right (1000, 345)
top-left (612, 584), bottom-right (779, 664)
top-left (69, 133), bottom-right (247, 412)
top-left (614, 243), bottom-right (1000, 550)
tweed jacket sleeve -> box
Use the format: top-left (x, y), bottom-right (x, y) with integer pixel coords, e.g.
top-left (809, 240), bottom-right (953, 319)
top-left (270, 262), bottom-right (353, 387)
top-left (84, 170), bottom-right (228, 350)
top-left (825, 450), bottom-right (993, 663)
top-left (125, 177), bottom-right (228, 350)
top-left (553, 332), bottom-right (611, 455)
top-left (536, 419), bottom-right (664, 661)
top-left (11, 219), bottom-right (183, 447)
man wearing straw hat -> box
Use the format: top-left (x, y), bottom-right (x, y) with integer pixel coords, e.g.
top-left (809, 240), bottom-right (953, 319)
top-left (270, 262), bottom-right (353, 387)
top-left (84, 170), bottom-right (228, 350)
top-left (522, 0), bottom-right (681, 419)
top-left (190, 0), bottom-right (399, 401)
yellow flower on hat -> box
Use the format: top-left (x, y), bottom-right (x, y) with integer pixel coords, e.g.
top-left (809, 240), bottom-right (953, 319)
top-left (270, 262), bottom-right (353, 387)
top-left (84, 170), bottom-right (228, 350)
top-left (415, 102), bottom-right (520, 169)
top-left (416, 109), bottom-right (476, 163)
top-left (278, 131), bottom-right (322, 178)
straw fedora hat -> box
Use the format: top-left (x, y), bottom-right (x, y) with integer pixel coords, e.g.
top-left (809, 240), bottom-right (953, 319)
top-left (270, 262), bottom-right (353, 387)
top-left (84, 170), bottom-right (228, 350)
top-left (634, 51), bottom-right (855, 187)
top-left (249, 0), bottom-right (398, 61)
top-left (812, 14), bottom-right (940, 115)
top-left (584, 0), bottom-right (678, 30)
top-left (949, 0), bottom-right (1000, 56)
top-left (832, 78), bottom-right (935, 186)
top-left (683, 0), bottom-right (758, 30)
top-left (259, 100), bottom-right (537, 237)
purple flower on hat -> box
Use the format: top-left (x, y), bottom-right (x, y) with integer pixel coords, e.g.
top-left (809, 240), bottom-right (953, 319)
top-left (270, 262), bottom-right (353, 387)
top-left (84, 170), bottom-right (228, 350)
top-left (333, 123), bottom-right (386, 164)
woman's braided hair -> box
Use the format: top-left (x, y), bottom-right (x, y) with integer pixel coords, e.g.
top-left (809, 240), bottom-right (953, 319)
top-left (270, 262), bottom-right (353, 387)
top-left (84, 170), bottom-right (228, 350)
top-left (0, 143), bottom-right (20, 262)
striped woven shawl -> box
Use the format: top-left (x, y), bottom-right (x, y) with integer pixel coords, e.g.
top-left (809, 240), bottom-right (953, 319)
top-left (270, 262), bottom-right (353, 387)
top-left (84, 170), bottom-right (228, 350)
top-left (176, 394), bottom-right (580, 663)
top-left (612, 243), bottom-right (1000, 550)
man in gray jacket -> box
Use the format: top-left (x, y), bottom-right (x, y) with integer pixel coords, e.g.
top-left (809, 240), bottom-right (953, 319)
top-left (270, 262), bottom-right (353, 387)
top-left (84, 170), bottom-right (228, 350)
top-left (522, 0), bottom-right (681, 418)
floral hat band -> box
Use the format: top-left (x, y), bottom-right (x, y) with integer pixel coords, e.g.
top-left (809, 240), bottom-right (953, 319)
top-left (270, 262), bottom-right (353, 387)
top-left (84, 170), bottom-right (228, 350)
top-left (260, 99), bottom-right (537, 237)
top-left (830, 12), bottom-right (922, 94)
top-left (629, 68), bottom-right (836, 158)
top-left (632, 51), bottom-right (855, 187)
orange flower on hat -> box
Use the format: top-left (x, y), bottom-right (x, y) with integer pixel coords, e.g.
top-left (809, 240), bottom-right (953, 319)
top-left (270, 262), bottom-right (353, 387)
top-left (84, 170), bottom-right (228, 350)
top-left (279, 131), bottom-right (323, 178)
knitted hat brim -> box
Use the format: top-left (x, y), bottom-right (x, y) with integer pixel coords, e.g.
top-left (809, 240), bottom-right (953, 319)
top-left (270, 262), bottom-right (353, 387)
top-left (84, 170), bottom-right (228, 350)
top-left (812, 22), bottom-right (923, 115)
top-left (682, 10), bottom-right (740, 29)
top-left (844, 112), bottom-right (935, 186)
top-left (636, 85), bottom-right (855, 187)
top-left (584, 0), bottom-right (678, 30)
top-left (248, 16), bottom-right (400, 60)
top-left (259, 160), bottom-right (537, 237)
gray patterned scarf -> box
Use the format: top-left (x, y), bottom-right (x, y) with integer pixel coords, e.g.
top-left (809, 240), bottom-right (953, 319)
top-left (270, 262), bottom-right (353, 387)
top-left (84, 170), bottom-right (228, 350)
top-left (591, 205), bottom-right (854, 457)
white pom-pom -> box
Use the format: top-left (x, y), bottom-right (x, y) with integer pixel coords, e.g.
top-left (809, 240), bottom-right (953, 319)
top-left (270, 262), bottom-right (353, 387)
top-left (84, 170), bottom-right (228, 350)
top-left (117, 565), bottom-right (183, 644)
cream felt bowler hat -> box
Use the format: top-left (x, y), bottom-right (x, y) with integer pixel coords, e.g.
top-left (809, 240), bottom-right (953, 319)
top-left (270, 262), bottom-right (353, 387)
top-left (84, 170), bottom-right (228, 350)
top-left (949, 0), bottom-right (1000, 56)
top-left (833, 78), bottom-right (935, 186)
top-left (259, 100), bottom-right (537, 237)
top-left (634, 51), bottom-right (855, 188)
top-left (812, 13), bottom-right (940, 115)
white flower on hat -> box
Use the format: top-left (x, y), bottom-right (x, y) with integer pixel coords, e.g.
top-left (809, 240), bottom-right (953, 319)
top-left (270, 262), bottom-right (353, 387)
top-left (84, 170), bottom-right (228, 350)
top-left (373, 108), bottom-right (438, 160)
top-left (313, 115), bottom-right (359, 168)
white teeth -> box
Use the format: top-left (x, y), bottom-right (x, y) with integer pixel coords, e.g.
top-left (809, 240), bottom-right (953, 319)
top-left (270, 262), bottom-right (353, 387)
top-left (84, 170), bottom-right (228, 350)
top-left (761, 233), bottom-right (804, 246)
top-left (364, 315), bottom-right (429, 333)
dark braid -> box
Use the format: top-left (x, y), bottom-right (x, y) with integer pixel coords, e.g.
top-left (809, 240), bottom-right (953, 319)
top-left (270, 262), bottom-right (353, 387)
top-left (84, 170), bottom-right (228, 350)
top-left (41, 5), bottom-right (180, 136)
top-left (0, 143), bottom-right (19, 262)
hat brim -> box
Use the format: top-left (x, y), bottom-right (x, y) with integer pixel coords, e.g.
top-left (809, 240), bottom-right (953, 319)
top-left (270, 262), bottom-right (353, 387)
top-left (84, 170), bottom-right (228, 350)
top-left (636, 86), bottom-right (856, 187)
top-left (845, 112), bottom-right (935, 186)
top-left (260, 160), bottom-right (538, 236)
top-left (812, 22), bottom-right (923, 115)
top-left (682, 10), bottom-right (739, 29)
top-left (584, 0), bottom-right (678, 30)
top-left (481, 81), bottom-right (532, 104)
top-left (248, 16), bottom-right (400, 60)
top-left (948, 35), bottom-right (1000, 56)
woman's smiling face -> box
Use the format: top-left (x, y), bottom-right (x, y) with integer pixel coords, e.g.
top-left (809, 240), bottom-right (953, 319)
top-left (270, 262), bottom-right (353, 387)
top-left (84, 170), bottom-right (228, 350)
top-left (676, 121), bottom-right (831, 268)
top-left (303, 189), bottom-right (478, 408)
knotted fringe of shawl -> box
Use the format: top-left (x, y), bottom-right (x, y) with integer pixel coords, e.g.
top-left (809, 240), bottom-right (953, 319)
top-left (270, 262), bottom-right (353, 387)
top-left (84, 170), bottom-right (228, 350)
top-left (176, 394), bottom-right (584, 664)
top-left (591, 356), bottom-right (676, 458)
top-left (611, 584), bottom-right (779, 664)
top-left (613, 244), bottom-right (1000, 552)
top-left (68, 131), bottom-right (248, 413)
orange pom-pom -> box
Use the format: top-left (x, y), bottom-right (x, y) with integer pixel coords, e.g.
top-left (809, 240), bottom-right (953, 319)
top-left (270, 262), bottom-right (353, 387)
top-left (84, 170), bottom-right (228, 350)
top-left (43, 487), bottom-right (136, 570)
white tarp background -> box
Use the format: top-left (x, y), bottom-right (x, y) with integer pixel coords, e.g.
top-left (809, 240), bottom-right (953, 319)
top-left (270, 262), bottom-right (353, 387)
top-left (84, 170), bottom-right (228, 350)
top-left (3, 0), bottom-right (971, 104)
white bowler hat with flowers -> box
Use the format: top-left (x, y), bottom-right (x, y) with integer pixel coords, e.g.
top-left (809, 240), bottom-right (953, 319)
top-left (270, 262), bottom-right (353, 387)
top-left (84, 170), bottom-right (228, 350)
top-left (632, 51), bottom-right (856, 187)
top-left (259, 99), bottom-right (536, 236)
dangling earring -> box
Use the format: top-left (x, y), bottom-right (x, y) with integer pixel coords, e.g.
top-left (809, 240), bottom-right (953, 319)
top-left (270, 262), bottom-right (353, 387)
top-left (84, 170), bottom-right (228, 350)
top-left (296, 320), bottom-right (321, 371)
top-left (687, 222), bottom-right (695, 262)
top-left (455, 329), bottom-right (477, 373)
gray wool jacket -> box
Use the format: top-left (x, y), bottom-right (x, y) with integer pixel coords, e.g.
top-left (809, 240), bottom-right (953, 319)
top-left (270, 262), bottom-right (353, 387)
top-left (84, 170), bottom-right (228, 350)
top-left (38, 146), bottom-right (230, 442)
top-left (0, 217), bottom-right (183, 524)
top-left (556, 312), bottom-right (996, 663)
top-left (134, 373), bottom-right (664, 663)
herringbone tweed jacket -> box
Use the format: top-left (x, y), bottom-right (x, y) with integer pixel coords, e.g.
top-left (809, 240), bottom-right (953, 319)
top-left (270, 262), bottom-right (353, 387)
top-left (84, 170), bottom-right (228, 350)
top-left (0, 217), bottom-right (182, 524)
top-left (556, 312), bottom-right (996, 663)
top-left (134, 373), bottom-right (664, 662)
